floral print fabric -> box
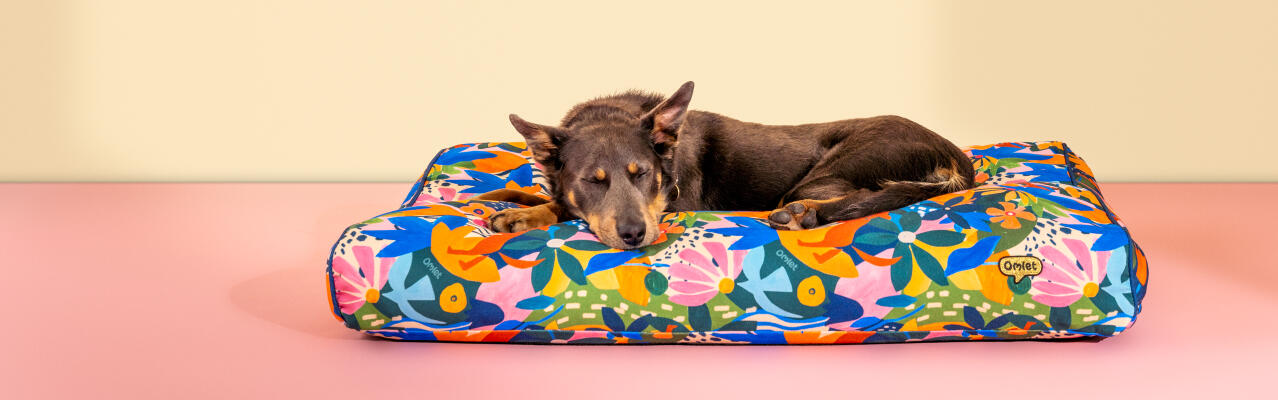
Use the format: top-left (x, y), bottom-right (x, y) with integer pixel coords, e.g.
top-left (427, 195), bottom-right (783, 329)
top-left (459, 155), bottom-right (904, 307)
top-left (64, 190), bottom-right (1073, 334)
top-left (326, 141), bottom-right (1147, 344)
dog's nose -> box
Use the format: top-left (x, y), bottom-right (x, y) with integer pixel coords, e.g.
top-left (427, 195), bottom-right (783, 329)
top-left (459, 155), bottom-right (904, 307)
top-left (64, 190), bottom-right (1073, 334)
top-left (618, 224), bottom-right (645, 247)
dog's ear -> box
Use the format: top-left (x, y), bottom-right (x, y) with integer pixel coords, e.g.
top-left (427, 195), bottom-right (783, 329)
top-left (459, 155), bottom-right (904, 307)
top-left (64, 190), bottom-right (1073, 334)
top-left (509, 114), bottom-right (566, 166)
top-left (642, 81), bottom-right (694, 154)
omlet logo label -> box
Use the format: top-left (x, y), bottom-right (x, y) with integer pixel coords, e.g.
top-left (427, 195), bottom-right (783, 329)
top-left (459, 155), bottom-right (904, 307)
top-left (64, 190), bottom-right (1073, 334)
top-left (998, 256), bottom-right (1043, 283)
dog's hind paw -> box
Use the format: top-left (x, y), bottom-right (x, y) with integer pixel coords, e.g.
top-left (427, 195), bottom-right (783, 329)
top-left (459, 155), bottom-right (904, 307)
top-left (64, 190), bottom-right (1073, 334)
top-left (487, 206), bottom-right (557, 233)
top-left (767, 201), bottom-right (820, 230)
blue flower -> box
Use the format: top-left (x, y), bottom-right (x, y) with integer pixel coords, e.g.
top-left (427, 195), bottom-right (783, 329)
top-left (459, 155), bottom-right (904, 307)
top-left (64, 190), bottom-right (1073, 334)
top-left (446, 164), bottom-right (535, 194)
top-left (434, 147), bottom-right (497, 167)
top-left (969, 144), bottom-right (1053, 161)
top-left (1101, 246), bottom-right (1135, 315)
top-left (363, 215), bottom-right (469, 258)
top-left (706, 216), bottom-right (779, 250)
top-left (921, 196), bottom-right (977, 229)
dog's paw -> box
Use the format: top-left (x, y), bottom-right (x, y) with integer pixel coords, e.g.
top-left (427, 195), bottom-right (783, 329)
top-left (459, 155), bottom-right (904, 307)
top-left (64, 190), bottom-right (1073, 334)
top-left (767, 201), bottom-right (820, 230)
top-left (487, 207), bottom-right (556, 233)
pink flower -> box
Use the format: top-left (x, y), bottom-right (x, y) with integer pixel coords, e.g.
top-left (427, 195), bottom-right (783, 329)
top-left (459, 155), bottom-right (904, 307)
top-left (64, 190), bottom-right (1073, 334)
top-left (667, 242), bottom-right (745, 306)
top-left (475, 265), bottom-right (537, 328)
top-left (331, 245), bottom-right (393, 314)
top-left (831, 249), bottom-right (899, 329)
top-left (1030, 238), bottom-right (1109, 307)
top-left (412, 186), bottom-right (462, 206)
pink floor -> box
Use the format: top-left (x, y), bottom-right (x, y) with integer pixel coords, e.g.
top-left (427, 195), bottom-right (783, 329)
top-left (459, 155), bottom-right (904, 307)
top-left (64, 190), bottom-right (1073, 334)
top-left (2, 183), bottom-right (1275, 398)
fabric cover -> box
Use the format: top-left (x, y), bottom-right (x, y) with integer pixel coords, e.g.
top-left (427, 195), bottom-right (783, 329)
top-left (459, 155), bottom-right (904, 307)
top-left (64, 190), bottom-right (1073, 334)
top-left (325, 141), bottom-right (1147, 344)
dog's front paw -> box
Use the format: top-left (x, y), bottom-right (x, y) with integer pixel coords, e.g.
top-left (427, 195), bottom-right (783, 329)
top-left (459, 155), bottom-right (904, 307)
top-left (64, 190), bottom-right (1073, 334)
top-left (767, 201), bottom-right (820, 230)
top-left (487, 207), bottom-right (557, 233)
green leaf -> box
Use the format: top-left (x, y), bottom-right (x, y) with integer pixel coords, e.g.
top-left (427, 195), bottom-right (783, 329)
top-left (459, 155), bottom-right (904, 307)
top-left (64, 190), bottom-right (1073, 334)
top-left (521, 229), bottom-right (550, 241)
top-left (556, 250), bottom-right (587, 285)
top-left (640, 231), bottom-right (683, 258)
top-left (353, 303), bottom-right (390, 330)
top-left (531, 258), bottom-right (553, 292)
top-left (994, 157), bottom-right (1028, 172)
top-left (719, 320), bottom-right (758, 332)
top-left (899, 212), bottom-right (922, 232)
top-left (694, 213), bottom-right (722, 222)
top-left (918, 230), bottom-right (965, 247)
top-left (644, 270), bottom-right (668, 295)
top-left (913, 246), bottom-right (948, 285)
top-left (1090, 290), bottom-right (1121, 315)
top-left (1049, 306), bottom-right (1072, 330)
top-left (890, 245), bottom-right (914, 291)
top-left (990, 222), bottom-right (1035, 254)
top-left (504, 239), bottom-right (547, 251)
top-left (689, 305), bottom-right (711, 331)
top-left (867, 217), bottom-right (898, 233)
top-left (565, 240), bottom-right (611, 251)
top-left (854, 232), bottom-right (899, 246)
top-left (679, 212), bottom-right (723, 228)
top-left (551, 225), bottom-right (579, 240)
top-left (1008, 274), bottom-right (1032, 294)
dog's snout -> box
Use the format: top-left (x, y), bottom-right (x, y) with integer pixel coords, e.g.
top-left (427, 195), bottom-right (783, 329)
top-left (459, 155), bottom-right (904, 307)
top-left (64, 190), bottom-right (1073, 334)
top-left (617, 222), bottom-right (645, 247)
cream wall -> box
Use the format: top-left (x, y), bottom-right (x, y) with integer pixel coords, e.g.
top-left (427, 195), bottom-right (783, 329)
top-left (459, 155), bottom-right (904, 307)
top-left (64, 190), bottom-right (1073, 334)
top-left (3, 1), bottom-right (1276, 182)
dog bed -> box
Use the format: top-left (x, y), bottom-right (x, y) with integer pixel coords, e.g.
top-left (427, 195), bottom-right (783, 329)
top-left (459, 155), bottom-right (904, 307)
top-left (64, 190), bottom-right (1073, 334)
top-left (326, 141), bottom-right (1147, 344)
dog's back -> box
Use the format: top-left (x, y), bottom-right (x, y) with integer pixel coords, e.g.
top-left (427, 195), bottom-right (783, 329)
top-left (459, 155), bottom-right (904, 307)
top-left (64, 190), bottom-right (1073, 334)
top-left (557, 92), bottom-right (972, 214)
top-left (494, 82), bottom-right (974, 248)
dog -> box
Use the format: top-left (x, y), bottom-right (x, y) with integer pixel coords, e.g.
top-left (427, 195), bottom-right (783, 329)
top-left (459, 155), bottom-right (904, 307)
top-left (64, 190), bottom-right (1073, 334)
top-left (477, 81), bottom-right (975, 250)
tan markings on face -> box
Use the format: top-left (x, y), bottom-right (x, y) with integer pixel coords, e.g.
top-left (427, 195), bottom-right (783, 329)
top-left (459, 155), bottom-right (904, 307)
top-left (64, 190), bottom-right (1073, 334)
top-left (566, 190), bottom-right (578, 208)
top-left (594, 168), bottom-right (606, 181)
top-left (627, 162), bottom-right (638, 174)
top-left (655, 172), bottom-right (662, 188)
top-left (595, 213), bottom-right (619, 245)
top-left (647, 192), bottom-right (668, 220)
top-left (636, 192), bottom-right (668, 248)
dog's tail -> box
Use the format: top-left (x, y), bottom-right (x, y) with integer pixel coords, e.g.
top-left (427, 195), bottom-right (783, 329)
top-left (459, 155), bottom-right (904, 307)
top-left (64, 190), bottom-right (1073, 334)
top-left (925, 158), bottom-right (976, 193)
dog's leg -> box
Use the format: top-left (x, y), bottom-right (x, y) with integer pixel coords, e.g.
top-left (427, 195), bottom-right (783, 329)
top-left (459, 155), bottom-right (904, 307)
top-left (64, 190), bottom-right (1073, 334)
top-left (474, 188), bottom-right (549, 206)
top-left (766, 194), bottom-right (858, 230)
top-left (487, 202), bottom-right (567, 233)
top-left (767, 180), bottom-right (954, 230)
top-left (821, 180), bottom-right (955, 221)
top-left (766, 178), bottom-right (867, 230)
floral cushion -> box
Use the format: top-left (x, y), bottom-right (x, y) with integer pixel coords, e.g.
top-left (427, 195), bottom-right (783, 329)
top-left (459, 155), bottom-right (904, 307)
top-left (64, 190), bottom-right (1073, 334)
top-left (325, 142), bottom-right (1148, 344)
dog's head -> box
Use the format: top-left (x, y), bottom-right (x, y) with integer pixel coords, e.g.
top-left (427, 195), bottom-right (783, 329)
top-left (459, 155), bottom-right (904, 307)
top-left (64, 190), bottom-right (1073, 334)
top-left (507, 81), bottom-right (694, 249)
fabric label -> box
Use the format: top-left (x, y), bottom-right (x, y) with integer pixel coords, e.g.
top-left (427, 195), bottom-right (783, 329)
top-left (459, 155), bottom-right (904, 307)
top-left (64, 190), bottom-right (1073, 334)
top-left (998, 256), bottom-right (1043, 283)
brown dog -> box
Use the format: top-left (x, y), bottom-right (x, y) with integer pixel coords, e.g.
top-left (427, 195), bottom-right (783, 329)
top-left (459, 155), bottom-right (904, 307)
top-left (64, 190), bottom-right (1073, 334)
top-left (479, 81), bottom-right (974, 249)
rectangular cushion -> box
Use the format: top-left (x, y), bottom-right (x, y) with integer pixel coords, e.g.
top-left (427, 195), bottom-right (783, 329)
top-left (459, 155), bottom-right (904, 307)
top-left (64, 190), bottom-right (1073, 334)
top-left (325, 141), bottom-right (1148, 344)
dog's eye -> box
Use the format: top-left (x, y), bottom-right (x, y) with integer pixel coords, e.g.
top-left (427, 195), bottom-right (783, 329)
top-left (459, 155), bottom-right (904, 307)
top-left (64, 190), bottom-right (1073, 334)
top-left (583, 168), bottom-right (608, 185)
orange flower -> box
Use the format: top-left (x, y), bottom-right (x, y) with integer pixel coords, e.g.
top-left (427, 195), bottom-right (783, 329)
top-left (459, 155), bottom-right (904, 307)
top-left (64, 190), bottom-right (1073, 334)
top-left (429, 222), bottom-right (501, 283)
top-left (974, 171), bottom-right (989, 185)
top-left (986, 201), bottom-right (1034, 229)
top-left (459, 202), bottom-right (496, 218)
top-left (471, 150), bottom-right (530, 173)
